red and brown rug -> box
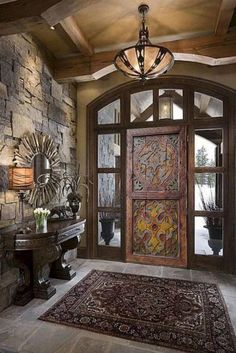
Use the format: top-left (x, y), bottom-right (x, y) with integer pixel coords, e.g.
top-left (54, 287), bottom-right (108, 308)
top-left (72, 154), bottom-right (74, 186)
top-left (39, 270), bottom-right (236, 353)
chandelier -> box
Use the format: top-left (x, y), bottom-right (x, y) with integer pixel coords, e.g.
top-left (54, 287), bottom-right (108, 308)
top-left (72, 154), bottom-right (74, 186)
top-left (114, 4), bottom-right (174, 81)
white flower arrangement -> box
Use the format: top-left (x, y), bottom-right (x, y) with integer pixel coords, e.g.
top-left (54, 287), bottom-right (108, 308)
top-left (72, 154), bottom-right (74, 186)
top-left (33, 208), bottom-right (50, 218)
top-left (34, 208), bottom-right (50, 223)
top-left (34, 208), bottom-right (50, 232)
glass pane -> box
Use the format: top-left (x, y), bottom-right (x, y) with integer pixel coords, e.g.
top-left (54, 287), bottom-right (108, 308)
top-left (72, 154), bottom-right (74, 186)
top-left (194, 92), bottom-right (223, 118)
top-left (98, 173), bottom-right (120, 207)
top-left (130, 90), bottom-right (153, 122)
top-left (195, 216), bottom-right (223, 256)
top-left (98, 212), bottom-right (121, 247)
top-left (195, 129), bottom-right (223, 167)
top-left (195, 173), bottom-right (223, 211)
top-left (159, 89), bottom-right (183, 120)
top-left (98, 99), bottom-right (120, 124)
top-left (98, 134), bottom-right (121, 168)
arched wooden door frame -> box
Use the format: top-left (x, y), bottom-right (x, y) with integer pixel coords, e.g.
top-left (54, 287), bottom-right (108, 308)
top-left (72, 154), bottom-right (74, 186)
top-left (86, 75), bottom-right (236, 274)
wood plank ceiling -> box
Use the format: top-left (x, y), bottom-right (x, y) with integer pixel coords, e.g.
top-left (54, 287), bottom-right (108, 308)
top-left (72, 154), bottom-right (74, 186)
top-left (0, 0), bottom-right (236, 82)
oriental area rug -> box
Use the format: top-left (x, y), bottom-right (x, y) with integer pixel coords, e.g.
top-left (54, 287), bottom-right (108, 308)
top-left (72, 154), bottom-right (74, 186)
top-left (39, 270), bottom-right (236, 353)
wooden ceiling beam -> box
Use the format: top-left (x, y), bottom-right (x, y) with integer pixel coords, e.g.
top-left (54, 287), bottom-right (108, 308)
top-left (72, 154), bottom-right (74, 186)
top-left (0, 0), bottom-right (62, 35)
top-left (134, 105), bottom-right (153, 123)
top-left (215, 0), bottom-right (236, 36)
top-left (159, 31), bottom-right (236, 52)
top-left (0, 0), bottom-right (17, 4)
top-left (0, 0), bottom-right (44, 35)
top-left (54, 33), bottom-right (236, 81)
top-left (0, 1), bottom-right (59, 22)
top-left (0, 0), bottom-right (99, 36)
top-left (54, 54), bottom-right (91, 81)
top-left (194, 43), bottom-right (236, 58)
top-left (41, 0), bottom-right (99, 27)
top-left (130, 96), bottom-right (142, 120)
top-left (54, 50), bottom-right (117, 81)
top-left (0, 16), bottom-right (43, 36)
top-left (60, 16), bottom-right (94, 56)
top-left (199, 95), bottom-right (211, 115)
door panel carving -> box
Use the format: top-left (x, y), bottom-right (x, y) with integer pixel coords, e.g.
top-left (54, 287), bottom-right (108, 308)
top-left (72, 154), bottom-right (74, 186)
top-left (133, 199), bottom-right (178, 257)
top-left (126, 127), bottom-right (187, 267)
top-left (133, 134), bottom-right (179, 192)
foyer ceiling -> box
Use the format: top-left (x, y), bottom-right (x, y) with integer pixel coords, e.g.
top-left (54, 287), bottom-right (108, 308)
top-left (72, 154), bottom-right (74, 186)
top-left (33, 0), bottom-right (222, 55)
top-left (0, 0), bottom-right (236, 81)
top-left (80, 0), bottom-right (229, 50)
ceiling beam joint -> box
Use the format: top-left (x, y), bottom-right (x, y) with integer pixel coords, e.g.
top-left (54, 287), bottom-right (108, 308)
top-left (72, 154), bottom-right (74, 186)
top-left (60, 15), bottom-right (94, 56)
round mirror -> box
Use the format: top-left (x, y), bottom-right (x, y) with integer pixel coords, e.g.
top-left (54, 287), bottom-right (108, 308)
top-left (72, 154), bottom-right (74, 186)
top-left (13, 133), bottom-right (61, 207)
top-left (33, 153), bottom-right (51, 185)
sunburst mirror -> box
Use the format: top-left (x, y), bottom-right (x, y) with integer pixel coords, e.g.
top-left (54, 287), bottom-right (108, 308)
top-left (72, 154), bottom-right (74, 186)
top-left (13, 133), bottom-right (61, 207)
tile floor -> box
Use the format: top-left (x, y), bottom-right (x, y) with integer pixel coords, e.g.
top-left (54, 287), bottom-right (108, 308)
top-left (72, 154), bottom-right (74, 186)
top-left (0, 259), bottom-right (235, 353)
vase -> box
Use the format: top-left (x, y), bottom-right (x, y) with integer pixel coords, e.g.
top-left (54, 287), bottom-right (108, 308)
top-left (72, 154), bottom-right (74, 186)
top-left (204, 225), bottom-right (223, 256)
top-left (99, 218), bottom-right (115, 245)
top-left (205, 225), bottom-right (222, 240)
top-left (35, 218), bottom-right (47, 233)
top-left (69, 198), bottom-right (81, 218)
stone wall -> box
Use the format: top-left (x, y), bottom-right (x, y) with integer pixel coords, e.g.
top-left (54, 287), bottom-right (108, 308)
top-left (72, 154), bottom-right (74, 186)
top-left (0, 33), bottom-right (77, 311)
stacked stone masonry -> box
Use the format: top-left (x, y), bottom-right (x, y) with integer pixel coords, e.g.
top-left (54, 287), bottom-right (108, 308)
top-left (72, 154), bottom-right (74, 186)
top-left (0, 33), bottom-right (77, 311)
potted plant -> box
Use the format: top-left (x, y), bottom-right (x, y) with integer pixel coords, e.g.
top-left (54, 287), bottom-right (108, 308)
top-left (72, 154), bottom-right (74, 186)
top-left (198, 184), bottom-right (223, 255)
top-left (198, 187), bottom-right (222, 239)
top-left (61, 165), bottom-right (91, 218)
top-left (99, 194), bottom-right (115, 245)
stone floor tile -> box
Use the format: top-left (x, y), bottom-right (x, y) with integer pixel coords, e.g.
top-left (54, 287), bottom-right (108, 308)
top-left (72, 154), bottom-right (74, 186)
top-left (49, 278), bottom-right (68, 289)
top-left (79, 330), bottom-right (133, 347)
top-left (162, 266), bottom-right (192, 280)
top-left (212, 272), bottom-right (236, 284)
top-left (0, 301), bottom-right (38, 322)
top-left (108, 343), bottom-right (152, 353)
top-left (0, 323), bottom-right (15, 345)
top-left (69, 335), bottom-right (110, 353)
top-left (124, 264), bottom-right (162, 277)
top-left (190, 269), bottom-right (216, 283)
top-left (223, 295), bottom-right (236, 332)
top-left (0, 321), bottom-right (40, 352)
top-left (73, 258), bottom-right (86, 267)
top-left (104, 263), bottom-right (127, 273)
top-left (212, 272), bottom-right (236, 298)
top-left (0, 318), bottom-right (13, 332)
top-left (20, 324), bottom-right (78, 353)
top-left (79, 260), bottom-right (110, 271)
top-left (78, 260), bottom-right (128, 274)
top-left (127, 339), bottom-right (184, 353)
top-left (218, 283), bottom-right (236, 298)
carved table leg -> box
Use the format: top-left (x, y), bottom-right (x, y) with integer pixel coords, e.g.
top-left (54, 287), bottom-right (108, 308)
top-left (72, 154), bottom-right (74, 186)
top-left (33, 245), bottom-right (61, 299)
top-left (5, 250), bottom-right (34, 306)
top-left (50, 236), bottom-right (79, 280)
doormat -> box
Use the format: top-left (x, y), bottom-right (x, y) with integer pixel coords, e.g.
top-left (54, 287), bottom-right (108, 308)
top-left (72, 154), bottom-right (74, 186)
top-left (39, 270), bottom-right (236, 353)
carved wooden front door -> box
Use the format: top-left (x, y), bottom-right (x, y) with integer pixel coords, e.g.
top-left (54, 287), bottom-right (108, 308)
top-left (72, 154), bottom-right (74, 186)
top-left (126, 127), bottom-right (187, 267)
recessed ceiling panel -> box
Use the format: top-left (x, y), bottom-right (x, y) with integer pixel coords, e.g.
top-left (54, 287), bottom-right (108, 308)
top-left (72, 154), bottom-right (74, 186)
top-left (74, 0), bottom-right (221, 51)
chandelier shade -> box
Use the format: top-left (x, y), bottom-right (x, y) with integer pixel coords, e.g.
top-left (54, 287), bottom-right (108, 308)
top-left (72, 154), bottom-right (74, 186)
top-left (114, 4), bottom-right (174, 81)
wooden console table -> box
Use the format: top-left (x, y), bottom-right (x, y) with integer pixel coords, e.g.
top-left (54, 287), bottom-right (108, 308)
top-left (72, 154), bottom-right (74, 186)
top-left (2, 218), bottom-right (86, 305)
